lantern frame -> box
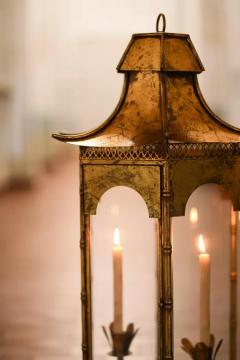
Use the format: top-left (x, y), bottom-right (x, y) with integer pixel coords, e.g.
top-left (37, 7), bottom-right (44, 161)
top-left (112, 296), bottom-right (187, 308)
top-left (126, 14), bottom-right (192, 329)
top-left (53, 15), bottom-right (240, 360)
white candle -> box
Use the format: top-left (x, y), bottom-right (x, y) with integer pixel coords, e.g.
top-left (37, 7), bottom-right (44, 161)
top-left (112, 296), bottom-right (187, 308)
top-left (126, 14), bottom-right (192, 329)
top-left (198, 234), bottom-right (211, 345)
top-left (113, 228), bottom-right (123, 333)
top-left (231, 207), bottom-right (237, 226)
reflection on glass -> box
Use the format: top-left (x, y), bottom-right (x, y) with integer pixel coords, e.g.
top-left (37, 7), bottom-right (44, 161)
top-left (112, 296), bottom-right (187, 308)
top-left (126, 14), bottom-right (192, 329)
top-left (190, 207), bottom-right (199, 225)
top-left (92, 186), bottom-right (156, 359)
top-left (174, 184), bottom-right (236, 360)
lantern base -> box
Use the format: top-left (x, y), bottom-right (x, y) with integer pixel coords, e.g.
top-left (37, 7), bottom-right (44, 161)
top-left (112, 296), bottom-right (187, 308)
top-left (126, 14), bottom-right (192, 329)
top-left (181, 334), bottom-right (223, 359)
top-left (102, 322), bottom-right (138, 359)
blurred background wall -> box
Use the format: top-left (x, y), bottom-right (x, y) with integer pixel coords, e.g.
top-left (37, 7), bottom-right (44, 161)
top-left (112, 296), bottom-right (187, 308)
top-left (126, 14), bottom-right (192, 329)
top-left (0, 1), bottom-right (239, 359)
top-left (0, 0), bottom-right (240, 187)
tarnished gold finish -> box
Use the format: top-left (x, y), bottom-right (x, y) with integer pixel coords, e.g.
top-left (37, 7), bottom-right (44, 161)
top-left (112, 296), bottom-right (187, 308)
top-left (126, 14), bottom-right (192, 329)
top-left (161, 162), bottom-right (173, 359)
top-left (52, 27), bottom-right (239, 147)
top-left (170, 157), bottom-right (240, 217)
top-left (82, 164), bottom-right (161, 218)
top-left (53, 13), bottom-right (240, 360)
top-left (80, 164), bottom-right (92, 360)
top-left (117, 34), bottom-right (204, 73)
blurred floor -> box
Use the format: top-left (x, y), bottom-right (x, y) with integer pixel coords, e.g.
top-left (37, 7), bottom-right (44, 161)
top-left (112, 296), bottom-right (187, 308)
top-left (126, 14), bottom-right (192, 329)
top-left (0, 152), bottom-right (81, 359)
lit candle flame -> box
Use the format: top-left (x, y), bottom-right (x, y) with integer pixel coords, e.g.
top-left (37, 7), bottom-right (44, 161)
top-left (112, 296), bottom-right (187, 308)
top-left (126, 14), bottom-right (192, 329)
top-left (190, 207), bottom-right (198, 224)
top-left (198, 234), bottom-right (206, 254)
top-left (113, 228), bottom-right (121, 246)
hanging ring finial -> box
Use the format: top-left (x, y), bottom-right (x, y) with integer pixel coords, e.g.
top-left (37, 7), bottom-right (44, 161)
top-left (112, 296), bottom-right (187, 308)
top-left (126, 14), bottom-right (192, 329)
top-left (156, 13), bottom-right (166, 32)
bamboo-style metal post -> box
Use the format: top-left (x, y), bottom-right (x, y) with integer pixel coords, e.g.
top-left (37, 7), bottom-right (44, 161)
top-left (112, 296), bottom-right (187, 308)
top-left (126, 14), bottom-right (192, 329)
top-left (161, 162), bottom-right (173, 360)
top-left (156, 218), bottom-right (163, 360)
top-left (80, 163), bottom-right (92, 360)
top-left (230, 208), bottom-right (238, 360)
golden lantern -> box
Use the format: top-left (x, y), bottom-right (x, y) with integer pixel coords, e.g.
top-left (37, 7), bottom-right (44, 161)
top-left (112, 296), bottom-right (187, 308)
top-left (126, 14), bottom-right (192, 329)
top-left (53, 14), bottom-right (240, 360)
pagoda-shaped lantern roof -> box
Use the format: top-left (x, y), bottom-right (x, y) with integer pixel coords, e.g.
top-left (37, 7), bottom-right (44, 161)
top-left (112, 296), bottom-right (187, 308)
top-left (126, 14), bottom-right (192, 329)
top-left (53, 15), bottom-right (240, 147)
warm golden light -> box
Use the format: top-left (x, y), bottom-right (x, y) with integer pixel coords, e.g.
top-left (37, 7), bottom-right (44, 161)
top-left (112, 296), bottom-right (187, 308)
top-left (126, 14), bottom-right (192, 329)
top-left (111, 204), bottom-right (120, 217)
top-left (231, 207), bottom-right (236, 226)
top-left (190, 207), bottom-right (198, 224)
top-left (113, 228), bottom-right (121, 246)
top-left (198, 234), bottom-right (206, 254)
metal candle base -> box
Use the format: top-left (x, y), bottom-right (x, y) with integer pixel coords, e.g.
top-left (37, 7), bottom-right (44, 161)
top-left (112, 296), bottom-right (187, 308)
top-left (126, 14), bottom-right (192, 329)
top-left (181, 335), bottom-right (223, 360)
top-left (102, 322), bottom-right (138, 359)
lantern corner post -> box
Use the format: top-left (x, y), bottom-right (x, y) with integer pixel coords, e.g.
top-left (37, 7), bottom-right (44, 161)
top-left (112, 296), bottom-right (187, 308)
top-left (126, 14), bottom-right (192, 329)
top-left (79, 161), bottom-right (93, 360)
top-left (161, 161), bottom-right (173, 360)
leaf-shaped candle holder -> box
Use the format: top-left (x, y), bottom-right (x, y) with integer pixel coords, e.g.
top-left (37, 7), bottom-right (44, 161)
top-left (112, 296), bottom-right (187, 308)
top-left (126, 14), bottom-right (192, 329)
top-left (181, 335), bottom-right (223, 360)
top-left (102, 322), bottom-right (139, 359)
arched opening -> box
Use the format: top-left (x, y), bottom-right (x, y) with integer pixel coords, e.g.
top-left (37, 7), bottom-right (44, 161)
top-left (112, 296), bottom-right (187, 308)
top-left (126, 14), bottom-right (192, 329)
top-left (91, 186), bottom-right (157, 359)
top-left (173, 183), bottom-right (239, 359)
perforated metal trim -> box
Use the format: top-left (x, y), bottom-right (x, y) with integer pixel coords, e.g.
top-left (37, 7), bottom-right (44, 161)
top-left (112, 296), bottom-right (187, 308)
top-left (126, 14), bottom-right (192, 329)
top-left (79, 142), bottom-right (240, 161)
top-left (79, 143), bottom-right (166, 161)
top-left (169, 142), bottom-right (240, 159)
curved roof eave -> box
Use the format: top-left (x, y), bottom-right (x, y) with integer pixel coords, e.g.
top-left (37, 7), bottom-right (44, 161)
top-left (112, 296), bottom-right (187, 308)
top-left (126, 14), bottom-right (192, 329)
top-left (52, 74), bottom-right (129, 145)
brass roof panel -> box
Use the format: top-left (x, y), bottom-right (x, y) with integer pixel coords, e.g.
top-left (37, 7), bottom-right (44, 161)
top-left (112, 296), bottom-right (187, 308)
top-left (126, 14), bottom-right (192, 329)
top-left (117, 33), bottom-right (204, 73)
top-left (53, 28), bottom-right (240, 147)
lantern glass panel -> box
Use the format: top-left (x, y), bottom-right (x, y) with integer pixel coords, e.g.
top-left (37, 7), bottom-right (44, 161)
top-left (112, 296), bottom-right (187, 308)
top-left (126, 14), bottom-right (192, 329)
top-left (173, 184), bottom-right (239, 359)
top-left (91, 186), bottom-right (157, 360)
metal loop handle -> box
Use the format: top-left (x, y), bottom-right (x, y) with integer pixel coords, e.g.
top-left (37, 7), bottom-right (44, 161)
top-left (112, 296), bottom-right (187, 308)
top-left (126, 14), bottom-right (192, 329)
top-left (156, 13), bottom-right (166, 32)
